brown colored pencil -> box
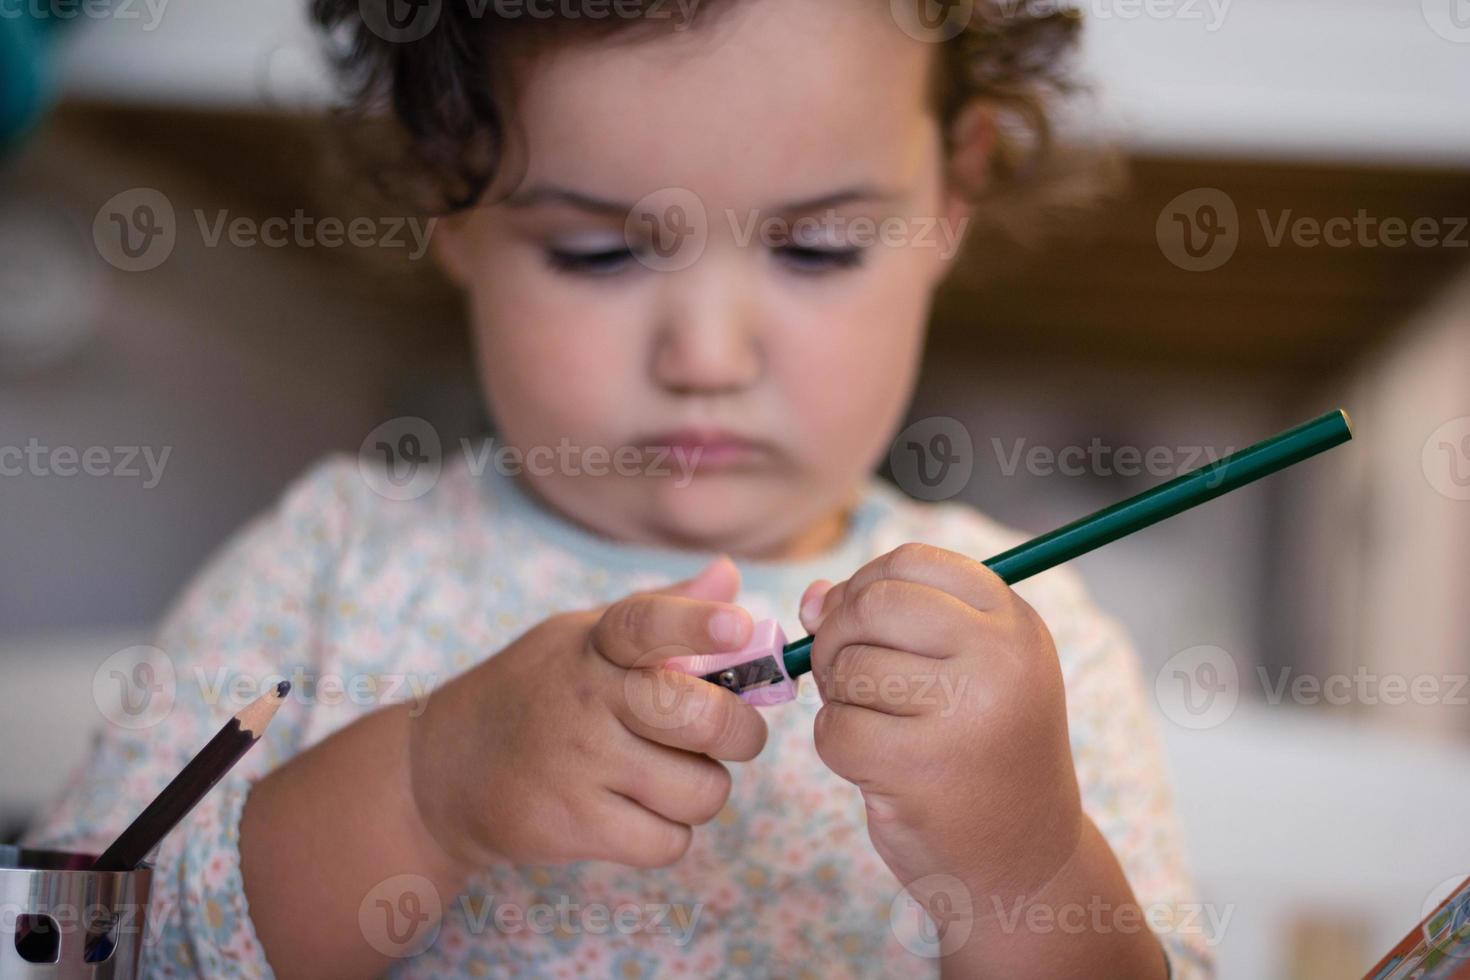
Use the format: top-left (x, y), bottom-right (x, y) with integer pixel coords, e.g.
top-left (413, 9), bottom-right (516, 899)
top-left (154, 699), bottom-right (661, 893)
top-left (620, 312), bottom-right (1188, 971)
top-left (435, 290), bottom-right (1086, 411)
top-left (91, 680), bottom-right (291, 871)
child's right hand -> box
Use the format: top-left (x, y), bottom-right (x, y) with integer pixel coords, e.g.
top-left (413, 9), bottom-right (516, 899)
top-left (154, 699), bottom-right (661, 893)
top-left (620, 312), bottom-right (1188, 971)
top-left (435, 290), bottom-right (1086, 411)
top-left (407, 557), bottom-right (767, 873)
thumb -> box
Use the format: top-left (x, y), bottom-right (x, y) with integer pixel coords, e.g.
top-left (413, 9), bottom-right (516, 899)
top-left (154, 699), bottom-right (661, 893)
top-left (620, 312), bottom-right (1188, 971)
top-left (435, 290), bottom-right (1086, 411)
top-left (658, 555), bottom-right (741, 603)
top-left (798, 579), bottom-right (835, 634)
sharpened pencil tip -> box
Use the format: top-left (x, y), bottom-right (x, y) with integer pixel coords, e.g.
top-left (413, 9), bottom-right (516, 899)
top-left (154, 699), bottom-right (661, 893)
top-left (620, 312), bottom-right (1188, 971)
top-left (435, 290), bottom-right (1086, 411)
top-left (1338, 408), bottom-right (1354, 438)
top-left (235, 678), bottom-right (291, 737)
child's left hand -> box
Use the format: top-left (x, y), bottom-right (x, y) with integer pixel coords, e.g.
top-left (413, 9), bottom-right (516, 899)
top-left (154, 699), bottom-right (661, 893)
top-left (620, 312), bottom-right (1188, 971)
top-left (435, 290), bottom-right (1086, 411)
top-left (799, 543), bottom-right (1086, 901)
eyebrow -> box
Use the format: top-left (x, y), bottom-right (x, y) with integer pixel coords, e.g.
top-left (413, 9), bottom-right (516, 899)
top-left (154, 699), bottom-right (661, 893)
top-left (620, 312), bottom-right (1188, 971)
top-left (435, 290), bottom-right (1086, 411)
top-left (500, 183), bottom-right (906, 215)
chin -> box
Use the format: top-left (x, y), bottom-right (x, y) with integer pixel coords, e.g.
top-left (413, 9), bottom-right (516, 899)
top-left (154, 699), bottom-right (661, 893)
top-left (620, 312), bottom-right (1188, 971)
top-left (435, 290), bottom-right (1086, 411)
top-left (642, 471), bottom-right (793, 556)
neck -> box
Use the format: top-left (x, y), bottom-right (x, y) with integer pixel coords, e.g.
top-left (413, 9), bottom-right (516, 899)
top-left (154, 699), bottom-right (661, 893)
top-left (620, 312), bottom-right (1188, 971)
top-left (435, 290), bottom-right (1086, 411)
top-left (754, 504), bottom-right (852, 561)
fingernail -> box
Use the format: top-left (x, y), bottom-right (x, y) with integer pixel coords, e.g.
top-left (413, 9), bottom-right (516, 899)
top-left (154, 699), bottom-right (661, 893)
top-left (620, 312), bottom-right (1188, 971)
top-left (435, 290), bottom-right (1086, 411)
top-left (801, 581), bottom-right (833, 628)
top-left (709, 609), bottom-right (748, 648)
top-left (800, 593), bottom-right (824, 625)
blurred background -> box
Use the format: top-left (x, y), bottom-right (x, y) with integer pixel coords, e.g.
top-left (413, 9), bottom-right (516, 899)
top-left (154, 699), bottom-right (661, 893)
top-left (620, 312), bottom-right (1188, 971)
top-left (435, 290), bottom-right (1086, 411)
top-left (2, 1), bottom-right (1469, 976)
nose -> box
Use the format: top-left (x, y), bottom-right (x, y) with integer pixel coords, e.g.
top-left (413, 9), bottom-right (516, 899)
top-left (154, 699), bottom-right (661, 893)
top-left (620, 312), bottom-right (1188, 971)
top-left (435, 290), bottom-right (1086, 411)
top-left (650, 258), bottom-right (763, 396)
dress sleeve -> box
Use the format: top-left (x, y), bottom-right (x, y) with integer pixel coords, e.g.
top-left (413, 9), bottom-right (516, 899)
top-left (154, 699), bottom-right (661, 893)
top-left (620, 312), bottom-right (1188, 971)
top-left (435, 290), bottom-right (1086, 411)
top-left (1036, 568), bottom-right (1218, 980)
top-left (23, 457), bottom-right (361, 978)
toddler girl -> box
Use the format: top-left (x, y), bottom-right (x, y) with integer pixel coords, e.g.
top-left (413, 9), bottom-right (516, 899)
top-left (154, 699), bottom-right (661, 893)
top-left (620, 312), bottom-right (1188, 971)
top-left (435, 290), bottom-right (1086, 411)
top-left (31, 1), bottom-right (1212, 976)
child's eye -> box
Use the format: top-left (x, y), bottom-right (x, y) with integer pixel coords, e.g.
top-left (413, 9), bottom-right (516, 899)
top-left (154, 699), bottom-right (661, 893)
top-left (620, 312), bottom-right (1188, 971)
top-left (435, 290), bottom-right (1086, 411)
top-left (545, 245), bottom-right (637, 275)
top-left (775, 244), bottom-right (865, 273)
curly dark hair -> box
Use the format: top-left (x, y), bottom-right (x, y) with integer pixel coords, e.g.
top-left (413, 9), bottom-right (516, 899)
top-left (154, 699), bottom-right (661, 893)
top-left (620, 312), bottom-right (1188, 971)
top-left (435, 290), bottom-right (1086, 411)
top-left (310, 0), bottom-right (1087, 214)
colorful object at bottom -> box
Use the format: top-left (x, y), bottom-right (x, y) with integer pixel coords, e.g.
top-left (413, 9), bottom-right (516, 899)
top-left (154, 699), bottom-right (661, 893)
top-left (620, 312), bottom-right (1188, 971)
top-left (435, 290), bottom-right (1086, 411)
top-left (1367, 878), bottom-right (1470, 979)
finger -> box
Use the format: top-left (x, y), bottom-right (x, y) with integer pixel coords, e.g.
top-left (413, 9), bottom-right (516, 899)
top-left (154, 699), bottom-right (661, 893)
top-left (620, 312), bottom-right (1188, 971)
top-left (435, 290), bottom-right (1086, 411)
top-left (606, 736), bottom-right (733, 826)
top-left (587, 791), bottom-right (694, 869)
top-left (813, 643), bottom-right (951, 717)
top-left (592, 593), bottom-right (754, 670)
top-left (798, 579), bottom-right (834, 634)
top-left (844, 543), bottom-right (1009, 614)
top-left (579, 558), bottom-right (737, 622)
top-left (811, 701), bottom-right (915, 789)
top-left (660, 555), bottom-right (742, 602)
top-left (617, 668), bottom-right (768, 761)
top-left (815, 577), bottom-right (981, 664)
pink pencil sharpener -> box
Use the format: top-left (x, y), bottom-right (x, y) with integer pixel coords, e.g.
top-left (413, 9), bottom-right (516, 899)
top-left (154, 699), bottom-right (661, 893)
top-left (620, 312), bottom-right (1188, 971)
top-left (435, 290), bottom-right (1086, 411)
top-left (663, 619), bottom-right (797, 707)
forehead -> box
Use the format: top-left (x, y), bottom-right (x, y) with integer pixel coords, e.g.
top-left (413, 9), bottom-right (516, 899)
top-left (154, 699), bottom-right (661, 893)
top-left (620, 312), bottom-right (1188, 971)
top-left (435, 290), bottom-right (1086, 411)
top-left (511, 0), bottom-right (940, 205)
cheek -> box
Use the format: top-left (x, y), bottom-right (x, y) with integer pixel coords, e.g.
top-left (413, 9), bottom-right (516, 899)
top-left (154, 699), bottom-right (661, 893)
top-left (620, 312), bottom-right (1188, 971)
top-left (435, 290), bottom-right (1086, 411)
top-left (774, 254), bottom-right (932, 465)
top-left (467, 265), bottom-right (643, 446)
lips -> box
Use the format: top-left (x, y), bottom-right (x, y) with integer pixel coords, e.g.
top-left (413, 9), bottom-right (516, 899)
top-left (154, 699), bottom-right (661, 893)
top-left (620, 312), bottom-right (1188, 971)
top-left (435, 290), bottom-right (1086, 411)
top-left (639, 428), bottom-right (770, 469)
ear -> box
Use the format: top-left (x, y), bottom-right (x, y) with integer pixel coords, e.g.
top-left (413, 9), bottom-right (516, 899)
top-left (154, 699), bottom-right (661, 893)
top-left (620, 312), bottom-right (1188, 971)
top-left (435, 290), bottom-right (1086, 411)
top-left (431, 210), bottom-right (476, 288)
top-left (935, 101), bottom-right (993, 275)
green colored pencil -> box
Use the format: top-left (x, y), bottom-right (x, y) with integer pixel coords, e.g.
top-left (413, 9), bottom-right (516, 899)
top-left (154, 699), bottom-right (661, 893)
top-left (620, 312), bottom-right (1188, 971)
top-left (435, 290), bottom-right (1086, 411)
top-left (781, 408), bottom-right (1354, 678)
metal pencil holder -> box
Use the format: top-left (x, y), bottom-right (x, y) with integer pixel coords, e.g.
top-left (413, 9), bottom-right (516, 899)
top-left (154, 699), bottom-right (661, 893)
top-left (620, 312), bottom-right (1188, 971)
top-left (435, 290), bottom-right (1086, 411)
top-left (0, 847), bottom-right (152, 978)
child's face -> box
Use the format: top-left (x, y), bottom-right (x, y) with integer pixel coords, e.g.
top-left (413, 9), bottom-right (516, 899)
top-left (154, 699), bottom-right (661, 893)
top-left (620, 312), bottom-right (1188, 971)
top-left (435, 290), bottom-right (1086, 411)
top-left (436, 0), bottom-right (973, 558)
